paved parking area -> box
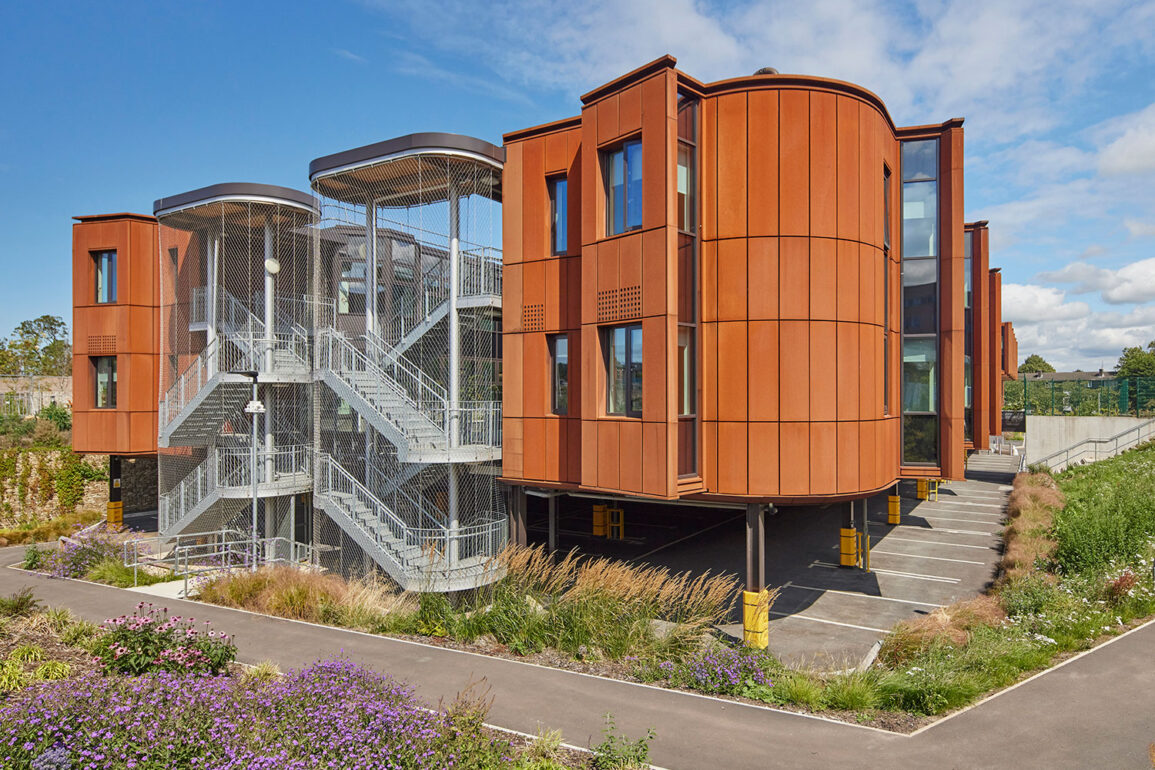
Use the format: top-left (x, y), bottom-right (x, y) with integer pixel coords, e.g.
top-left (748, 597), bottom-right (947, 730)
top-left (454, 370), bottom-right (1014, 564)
top-left (534, 453), bottom-right (1019, 668)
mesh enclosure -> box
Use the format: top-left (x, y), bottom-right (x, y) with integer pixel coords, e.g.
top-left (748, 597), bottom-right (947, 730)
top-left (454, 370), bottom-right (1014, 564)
top-left (309, 147), bottom-right (505, 589)
top-left (1004, 376), bottom-right (1155, 417)
top-left (157, 195), bottom-right (318, 548)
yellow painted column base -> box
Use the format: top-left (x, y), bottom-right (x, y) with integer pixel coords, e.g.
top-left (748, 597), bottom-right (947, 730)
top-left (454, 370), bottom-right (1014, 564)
top-left (592, 504), bottom-right (607, 537)
top-left (916, 479), bottom-right (928, 500)
top-left (887, 495), bottom-right (901, 525)
top-left (106, 501), bottom-right (123, 527)
top-left (839, 527), bottom-right (858, 566)
top-left (743, 589), bottom-right (770, 649)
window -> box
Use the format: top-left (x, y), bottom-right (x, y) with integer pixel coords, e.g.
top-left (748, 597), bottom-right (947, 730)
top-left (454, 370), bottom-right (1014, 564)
top-left (338, 259), bottom-right (366, 314)
top-left (883, 166), bottom-right (892, 250)
top-left (549, 334), bottom-right (568, 415)
top-left (549, 177), bottom-right (568, 255)
top-left (605, 324), bottom-right (642, 417)
top-left (603, 140), bottom-right (642, 235)
top-left (677, 327), bottom-right (694, 416)
top-left (93, 356), bottom-right (116, 408)
top-left (93, 250), bottom-right (116, 303)
top-left (677, 145), bottom-right (695, 232)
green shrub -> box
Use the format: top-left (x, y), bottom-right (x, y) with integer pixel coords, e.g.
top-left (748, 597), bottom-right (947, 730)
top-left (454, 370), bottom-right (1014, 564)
top-left (0, 660), bottom-right (27, 693)
top-left (36, 403), bottom-right (71, 433)
top-left (59, 620), bottom-right (98, 648)
top-left (999, 574), bottom-right (1062, 618)
top-left (774, 671), bottom-right (825, 708)
top-left (0, 587), bottom-right (41, 617)
top-left (84, 558), bottom-right (173, 588)
top-left (591, 713), bottom-right (654, 770)
top-left (33, 661), bottom-right (70, 681)
top-left (823, 670), bottom-right (881, 711)
top-left (8, 644), bottom-right (43, 663)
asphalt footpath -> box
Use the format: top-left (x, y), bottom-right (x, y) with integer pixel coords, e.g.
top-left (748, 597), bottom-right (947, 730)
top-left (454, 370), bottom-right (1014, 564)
top-left (1, 546), bottom-right (1151, 769)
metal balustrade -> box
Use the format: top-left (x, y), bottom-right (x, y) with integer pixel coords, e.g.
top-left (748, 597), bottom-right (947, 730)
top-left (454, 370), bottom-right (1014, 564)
top-left (1032, 417), bottom-right (1155, 472)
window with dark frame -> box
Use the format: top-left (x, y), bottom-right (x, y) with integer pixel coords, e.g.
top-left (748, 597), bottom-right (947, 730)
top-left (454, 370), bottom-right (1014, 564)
top-left (549, 177), bottom-right (568, 255)
top-left (93, 250), bottom-right (116, 303)
top-left (677, 93), bottom-right (700, 476)
top-left (549, 334), bottom-right (568, 415)
top-left (604, 324), bottom-right (642, 417)
top-left (603, 139), bottom-right (643, 236)
top-left (338, 258), bottom-right (367, 314)
top-left (93, 356), bottom-right (116, 408)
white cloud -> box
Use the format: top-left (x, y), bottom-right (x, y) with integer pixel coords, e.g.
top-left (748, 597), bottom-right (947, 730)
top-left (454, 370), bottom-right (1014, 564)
top-left (333, 48), bottom-right (367, 64)
top-left (1002, 283), bottom-right (1091, 323)
top-left (1096, 102), bottom-right (1155, 176)
top-left (1036, 257), bottom-right (1155, 304)
top-left (1124, 218), bottom-right (1155, 237)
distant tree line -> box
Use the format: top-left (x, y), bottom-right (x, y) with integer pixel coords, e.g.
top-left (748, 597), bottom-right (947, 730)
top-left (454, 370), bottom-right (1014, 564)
top-left (0, 316), bottom-right (71, 377)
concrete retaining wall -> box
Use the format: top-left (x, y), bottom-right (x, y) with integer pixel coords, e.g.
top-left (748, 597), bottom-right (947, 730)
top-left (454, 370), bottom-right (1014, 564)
top-left (1026, 416), bottom-right (1154, 468)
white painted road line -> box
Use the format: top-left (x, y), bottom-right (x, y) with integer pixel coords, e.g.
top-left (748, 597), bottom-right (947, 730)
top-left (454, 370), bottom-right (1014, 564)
top-left (870, 550), bottom-right (985, 565)
top-left (811, 561), bottom-right (961, 583)
top-left (915, 515), bottom-right (1003, 527)
top-left (784, 583), bottom-right (943, 608)
top-left (769, 611), bottom-right (891, 634)
top-left (914, 508), bottom-right (1006, 518)
top-left (896, 524), bottom-right (1000, 536)
top-left (886, 536), bottom-right (996, 550)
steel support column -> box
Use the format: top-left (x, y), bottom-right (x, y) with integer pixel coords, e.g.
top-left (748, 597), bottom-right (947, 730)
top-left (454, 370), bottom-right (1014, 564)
top-left (745, 503), bottom-right (765, 592)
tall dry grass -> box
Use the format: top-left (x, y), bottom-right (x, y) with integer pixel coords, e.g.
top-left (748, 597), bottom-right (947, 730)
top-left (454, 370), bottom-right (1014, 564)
top-left (999, 472), bottom-right (1066, 581)
top-left (879, 595), bottom-right (1006, 666)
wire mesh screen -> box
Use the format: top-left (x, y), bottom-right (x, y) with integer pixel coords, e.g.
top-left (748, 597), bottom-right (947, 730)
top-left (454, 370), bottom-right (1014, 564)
top-left (1004, 377), bottom-right (1155, 417)
top-left (157, 197), bottom-right (317, 542)
top-left (310, 148), bottom-right (506, 587)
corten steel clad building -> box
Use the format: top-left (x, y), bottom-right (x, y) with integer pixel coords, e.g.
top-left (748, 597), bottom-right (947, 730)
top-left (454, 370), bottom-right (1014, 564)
top-left (499, 56), bottom-right (1013, 582)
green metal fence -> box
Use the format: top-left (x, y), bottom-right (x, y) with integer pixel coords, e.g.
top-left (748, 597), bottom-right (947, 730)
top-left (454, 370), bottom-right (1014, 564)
top-left (1004, 376), bottom-right (1155, 417)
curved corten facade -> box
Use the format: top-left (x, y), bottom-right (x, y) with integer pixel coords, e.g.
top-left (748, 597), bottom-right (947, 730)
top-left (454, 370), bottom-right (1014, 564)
top-left (503, 55), bottom-right (1008, 506)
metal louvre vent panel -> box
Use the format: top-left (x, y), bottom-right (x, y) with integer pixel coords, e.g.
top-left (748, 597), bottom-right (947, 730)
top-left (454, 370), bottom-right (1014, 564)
top-left (310, 147), bottom-right (506, 591)
top-left (158, 196), bottom-right (317, 545)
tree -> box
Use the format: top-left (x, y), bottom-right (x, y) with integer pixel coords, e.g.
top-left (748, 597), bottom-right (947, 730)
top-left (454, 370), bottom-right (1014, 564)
top-left (1115, 340), bottom-right (1155, 378)
top-left (1018, 354), bottom-right (1055, 374)
top-left (0, 315), bottom-right (72, 377)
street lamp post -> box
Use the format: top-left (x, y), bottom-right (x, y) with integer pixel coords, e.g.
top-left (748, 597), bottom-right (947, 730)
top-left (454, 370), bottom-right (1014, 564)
top-left (241, 371), bottom-right (263, 572)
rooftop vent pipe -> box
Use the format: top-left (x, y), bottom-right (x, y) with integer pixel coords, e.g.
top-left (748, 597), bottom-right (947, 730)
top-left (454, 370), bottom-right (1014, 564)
top-left (754, 66), bottom-right (779, 75)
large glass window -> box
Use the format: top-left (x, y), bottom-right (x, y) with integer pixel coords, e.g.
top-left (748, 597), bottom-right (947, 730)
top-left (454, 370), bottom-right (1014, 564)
top-left (604, 140), bottom-right (643, 235)
top-left (549, 334), bottom-right (568, 415)
top-left (902, 259), bottom-right (937, 334)
top-left (903, 415), bottom-right (938, 465)
top-left (93, 250), bottom-right (116, 303)
top-left (902, 338), bottom-right (937, 413)
top-left (549, 177), bottom-right (568, 255)
top-left (677, 145), bottom-right (695, 232)
top-left (338, 259), bottom-right (366, 314)
top-left (93, 356), bottom-right (117, 408)
top-left (605, 324), bottom-right (642, 417)
top-left (678, 327), bottom-right (694, 416)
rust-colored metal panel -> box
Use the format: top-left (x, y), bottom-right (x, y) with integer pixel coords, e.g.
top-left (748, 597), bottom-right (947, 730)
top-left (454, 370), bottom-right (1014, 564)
top-left (619, 420), bottom-right (643, 493)
top-left (524, 418), bottom-right (546, 480)
top-left (568, 330), bottom-right (582, 419)
top-left (836, 322), bottom-right (860, 421)
top-left (858, 324), bottom-right (880, 418)
top-left (505, 334), bottom-right (524, 417)
top-left (581, 111), bottom-right (598, 246)
top-left (642, 228), bottom-right (667, 318)
top-left (581, 325), bottom-right (598, 419)
top-left (717, 92), bottom-right (748, 239)
top-left (564, 257), bottom-right (582, 330)
top-left (641, 75), bottom-right (669, 231)
top-left (642, 315), bottom-right (668, 421)
top-left (748, 321), bottom-right (779, 422)
top-left (747, 90), bottom-right (779, 238)
top-left (747, 238), bottom-right (779, 320)
top-left (567, 133), bottom-right (582, 255)
top-left (643, 421), bottom-right (668, 496)
top-left (859, 418), bottom-right (878, 490)
top-left (502, 415), bottom-right (523, 478)
top-left (809, 237), bottom-right (836, 321)
top-left (544, 259), bottom-right (561, 332)
top-left (836, 96), bottom-right (861, 242)
top-left (779, 237), bottom-right (809, 320)
top-left (545, 416), bottom-right (561, 481)
top-left (597, 239), bottom-right (620, 295)
top-left (859, 101), bottom-right (883, 249)
top-left (701, 240), bottom-right (718, 323)
top-left (836, 421), bottom-right (861, 492)
top-left (620, 81), bottom-right (643, 136)
top-left (717, 238), bottom-right (747, 320)
top-left (701, 321), bottom-right (718, 422)
top-left (581, 419), bottom-right (598, 487)
top-left (619, 232), bottom-right (642, 296)
top-left (858, 245), bottom-right (878, 327)
top-left (700, 97), bottom-right (717, 242)
top-left (779, 320), bottom-right (810, 422)
top-left (747, 421), bottom-right (779, 495)
top-left (505, 263), bottom-right (524, 330)
top-left (717, 321), bottom-right (748, 422)
top-left (702, 420), bottom-right (718, 492)
top-left (809, 321), bottom-right (837, 422)
top-left (780, 421), bottom-right (809, 495)
top-left (597, 420), bottom-right (620, 490)
top-left (524, 259), bottom-right (545, 313)
top-left (523, 138), bottom-right (547, 260)
top-left (809, 91), bottom-right (837, 239)
top-left (129, 412), bottom-right (158, 454)
top-left (779, 90), bottom-right (810, 236)
top-left (565, 418), bottom-right (582, 483)
top-left (597, 95), bottom-right (620, 145)
top-left (545, 131), bottom-right (568, 174)
top-left (581, 245), bottom-right (597, 326)
top-left (836, 240), bottom-right (860, 322)
top-left (809, 422), bottom-right (837, 494)
top-left (717, 421), bottom-right (748, 494)
top-left (524, 332), bottom-right (547, 417)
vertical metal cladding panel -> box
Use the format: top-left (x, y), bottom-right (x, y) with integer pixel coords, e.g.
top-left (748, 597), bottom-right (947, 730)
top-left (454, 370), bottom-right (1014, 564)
top-left (809, 321), bottom-right (837, 422)
top-left (502, 417), bottom-right (523, 479)
top-left (859, 418), bottom-right (879, 490)
top-left (641, 315), bottom-right (668, 421)
top-left (700, 96), bottom-right (718, 243)
top-left (701, 321), bottom-right (718, 422)
top-left (563, 257), bottom-right (582, 330)
top-left (524, 331), bottom-right (547, 417)
top-left (779, 90), bottom-right (810, 237)
top-left (544, 415), bottom-right (561, 482)
top-left (836, 96), bottom-right (861, 242)
top-left (545, 259), bottom-right (561, 332)
top-left (523, 138), bottom-right (547, 260)
top-left (566, 133), bottom-right (582, 255)
top-left (836, 322), bottom-right (861, 421)
top-left (972, 226), bottom-right (990, 449)
top-left (836, 240), bottom-right (860, 322)
top-left (597, 239), bottom-right (619, 295)
top-left (717, 239), bottom-right (747, 321)
top-left (619, 82), bottom-right (643, 136)
top-left (717, 421), bottom-right (748, 494)
top-left (940, 125), bottom-right (967, 480)
top-left (619, 420), bottom-right (643, 494)
top-left (642, 76), bottom-right (670, 232)
top-left (642, 421), bottom-right (667, 495)
top-left (597, 94), bottom-right (620, 146)
top-left (567, 330), bottom-right (582, 420)
top-left (859, 323), bottom-right (880, 418)
top-left (581, 110), bottom-right (599, 247)
top-left (859, 100), bottom-right (883, 249)
top-left (642, 228), bottom-right (667, 317)
top-left (504, 332), bottom-right (524, 418)
top-left (581, 324), bottom-right (598, 421)
top-left (717, 321), bottom-right (748, 422)
top-left (504, 143), bottom-right (524, 264)
top-left (700, 240), bottom-right (718, 323)
top-left (597, 420), bottom-right (620, 489)
top-left (545, 132), bottom-right (568, 175)
top-left (581, 419), bottom-right (598, 487)
top-left (565, 417), bottom-right (582, 483)
top-left (717, 92), bottom-right (748, 240)
top-left (747, 320), bottom-right (779, 422)
top-left (747, 238), bottom-right (779, 320)
top-left (859, 245), bottom-right (880, 327)
top-left (836, 421), bottom-right (861, 491)
top-left (702, 420), bottom-right (719, 492)
top-left (779, 237), bottom-right (809, 320)
top-left (620, 232), bottom-right (643, 292)
top-left (747, 421), bottom-right (779, 495)
top-left (809, 91), bottom-right (837, 239)
top-left (809, 237), bottom-right (837, 321)
top-left (524, 418), bottom-right (546, 481)
top-left (779, 320), bottom-right (810, 422)
top-left (747, 90), bottom-right (780, 238)
top-left (809, 421), bottom-right (837, 494)
top-left (780, 421), bottom-right (810, 495)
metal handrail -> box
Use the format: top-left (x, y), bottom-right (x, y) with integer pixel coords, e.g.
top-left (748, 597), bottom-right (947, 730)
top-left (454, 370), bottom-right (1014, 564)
top-left (365, 461), bottom-right (445, 532)
top-left (1033, 417), bottom-right (1155, 472)
top-left (361, 328), bottom-right (448, 403)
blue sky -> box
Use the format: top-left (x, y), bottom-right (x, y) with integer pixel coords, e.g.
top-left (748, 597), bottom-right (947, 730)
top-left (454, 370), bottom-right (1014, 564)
top-left (3, 0), bottom-right (1154, 370)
